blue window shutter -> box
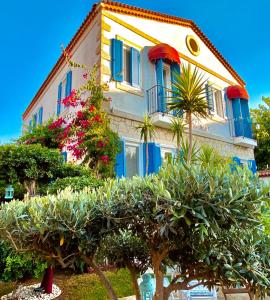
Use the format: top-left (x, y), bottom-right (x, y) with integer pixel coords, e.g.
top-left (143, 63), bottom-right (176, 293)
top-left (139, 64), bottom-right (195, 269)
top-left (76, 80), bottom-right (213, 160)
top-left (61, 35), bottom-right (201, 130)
top-left (144, 142), bottom-right (162, 175)
top-left (65, 71), bottom-right (72, 97)
top-left (33, 114), bottom-right (37, 128)
top-left (115, 140), bottom-right (126, 177)
top-left (248, 160), bottom-right (257, 174)
top-left (61, 151), bottom-right (67, 163)
top-left (155, 59), bottom-right (165, 112)
top-left (38, 107), bottom-right (43, 125)
top-left (205, 83), bottom-right (214, 113)
top-left (130, 47), bottom-right (140, 87)
top-left (170, 63), bottom-right (181, 116)
top-left (111, 39), bottom-right (123, 82)
top-left (240, 99), bottom-right (252, 139)
top-left (57, 82), bottom-right (62, 116)
top-left (29, 119), bottom-right (32, 132)
top-left (232, 98), bottom-right (242, 136)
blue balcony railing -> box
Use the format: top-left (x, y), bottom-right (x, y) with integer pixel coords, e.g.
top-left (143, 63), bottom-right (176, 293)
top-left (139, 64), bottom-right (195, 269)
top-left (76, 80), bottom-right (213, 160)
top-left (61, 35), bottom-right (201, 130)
top-left (228, 117), bottom-right (253, 139)
top-left (147, 85), bottom-right (174, 115)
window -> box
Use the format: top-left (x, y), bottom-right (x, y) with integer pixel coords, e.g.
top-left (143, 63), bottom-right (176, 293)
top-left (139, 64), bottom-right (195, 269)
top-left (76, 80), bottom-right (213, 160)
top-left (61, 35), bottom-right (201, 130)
top-left (206, 84), bottom-right (224, 118)
top-left (123, 46), bottom-right (131, 84)
top-left (111, 38), bottom-right (141, 87)
top-left (125, 144), bottom-right (139, 178)
top-left (214, 89), bottom-right (224, 118)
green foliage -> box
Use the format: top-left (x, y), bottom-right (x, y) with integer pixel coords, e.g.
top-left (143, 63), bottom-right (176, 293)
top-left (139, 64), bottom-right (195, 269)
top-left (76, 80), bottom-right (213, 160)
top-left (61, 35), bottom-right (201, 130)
top-left (18, 118), bottom-right (63, 149)
top-left (0, 159), bottom-right (269, 296)
top-left (48, 175), bottom-right (102, 194)
top-left (170, 116), bottom-right (185, 153)
top-left (99, 230), bottom-right (150, 273)
top-left (168, 64), bottom-right (209, 163)
top-left (251, 96), bottom-right (270, 170)
top-left (0, 144), bottom-right (63, 185)
top-left (168, 64), bottom-right (209, 119)
top-left (0, 241), bottom-right (47, 282)
top-left (136, 115), bottom-right (156, 143)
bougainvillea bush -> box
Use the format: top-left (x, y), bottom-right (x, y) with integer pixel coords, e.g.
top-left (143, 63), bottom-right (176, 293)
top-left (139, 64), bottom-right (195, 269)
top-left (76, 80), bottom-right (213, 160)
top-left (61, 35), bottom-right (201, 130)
top-left (46, 50), bottom-right (120, 178)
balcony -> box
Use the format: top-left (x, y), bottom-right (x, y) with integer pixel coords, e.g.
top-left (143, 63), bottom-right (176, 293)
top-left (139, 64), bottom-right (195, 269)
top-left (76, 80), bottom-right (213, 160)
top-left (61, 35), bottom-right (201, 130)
top-left (146, 85), bottom-right (175, 128)
top-left (228, 117), bottom-right (257, 147)
top-left (147, 85), bottom-right (257, 148)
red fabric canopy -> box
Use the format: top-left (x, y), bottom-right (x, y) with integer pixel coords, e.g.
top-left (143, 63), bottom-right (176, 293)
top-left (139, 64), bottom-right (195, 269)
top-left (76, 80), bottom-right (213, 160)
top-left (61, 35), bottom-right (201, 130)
top-left (148, 43), bottom-right (180, 64)
top-left (227, 85), bottom-right (249, 100)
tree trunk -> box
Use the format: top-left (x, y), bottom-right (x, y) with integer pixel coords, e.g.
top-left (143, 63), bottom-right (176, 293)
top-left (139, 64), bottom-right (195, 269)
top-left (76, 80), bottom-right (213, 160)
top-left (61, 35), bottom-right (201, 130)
top-left (24, 180), bottom-right (36, 197)
top-left (146, 142), bottom-right (149, 175)
top-left (187, 112), bottom-right (193, 164)
top-left (152, 251), bottom-right (165, 300)
top-left (40, 266), bottom-right (54, 294)
top-left (82, 256), bottom-right (118, 300)
top-left (127, 265), bottom-right (141, 300)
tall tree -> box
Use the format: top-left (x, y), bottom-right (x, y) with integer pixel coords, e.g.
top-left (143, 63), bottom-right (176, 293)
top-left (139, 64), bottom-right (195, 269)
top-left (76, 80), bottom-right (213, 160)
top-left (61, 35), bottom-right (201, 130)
top-left (136, 115), bottom-right (156, 174)
top-left (168, 64), bottom-right (209, 163)
top-left (251, 96), bottom-right (270, 170)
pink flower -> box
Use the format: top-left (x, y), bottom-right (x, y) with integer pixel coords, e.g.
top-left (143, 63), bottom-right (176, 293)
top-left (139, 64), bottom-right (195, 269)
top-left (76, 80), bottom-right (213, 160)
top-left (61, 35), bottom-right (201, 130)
top-left (101, 155), bottom-right (109, 164)
top-left (83, 73), bottom-right (88, 80)
top-left (80, 120), bottom-right (91, 129)
top-left (62, 89), bottom-right (80, 107)
top-left (77, 131), bottom-right (85, 138)
top-left (48, 117), bottom-right (66, 130)
top-left (92, 115), bottom-right (102, 123)
top-left (77, 110), bottom-right (84, 119)
top-left (80, 101), bottom-right (86, 107)
top-left (97, 140), bottom-right (105, 148)
top-left (107, 97), bottom-right (112, 102)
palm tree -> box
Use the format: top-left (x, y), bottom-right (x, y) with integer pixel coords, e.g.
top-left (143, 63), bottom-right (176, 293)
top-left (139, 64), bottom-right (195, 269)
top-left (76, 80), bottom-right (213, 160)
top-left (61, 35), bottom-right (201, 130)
top-left (170, 116), bottom-right (185, 161)
top-left (168, 63), bottom-right (209, 163)
top-left (136, 115), bottom-right (155, 175)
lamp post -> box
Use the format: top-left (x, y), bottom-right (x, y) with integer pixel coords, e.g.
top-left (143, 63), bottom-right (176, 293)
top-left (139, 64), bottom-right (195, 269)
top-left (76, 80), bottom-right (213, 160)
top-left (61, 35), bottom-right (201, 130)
top-left (4, 185), bottom-right (14, 201)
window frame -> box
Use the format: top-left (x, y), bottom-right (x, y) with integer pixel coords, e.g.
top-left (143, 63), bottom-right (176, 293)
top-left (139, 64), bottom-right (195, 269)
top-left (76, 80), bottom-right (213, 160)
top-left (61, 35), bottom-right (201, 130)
top-left (207, 82), bottom-right (226, 120)
top-left (115, 35), bottom-right (142, 93)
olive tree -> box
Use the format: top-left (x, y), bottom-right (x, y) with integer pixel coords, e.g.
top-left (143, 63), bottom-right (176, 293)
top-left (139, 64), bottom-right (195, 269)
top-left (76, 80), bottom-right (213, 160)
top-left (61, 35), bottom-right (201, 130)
top-left (0, 188), bottom-right (118, 299)
top-left (104, 162), bottom-right (267, 300)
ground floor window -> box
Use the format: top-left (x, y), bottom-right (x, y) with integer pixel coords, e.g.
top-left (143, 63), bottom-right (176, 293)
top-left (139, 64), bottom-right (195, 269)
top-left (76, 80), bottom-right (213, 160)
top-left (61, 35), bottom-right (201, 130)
top-left (161, 147), bottom-right (175, 164)
top-left (125, 143), bottom-right (140, 178)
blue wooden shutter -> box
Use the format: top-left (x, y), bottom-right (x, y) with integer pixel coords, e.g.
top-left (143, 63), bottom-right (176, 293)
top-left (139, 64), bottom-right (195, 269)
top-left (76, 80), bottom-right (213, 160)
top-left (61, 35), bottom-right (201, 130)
top-left (232, 98), bottom-right (242, 136)
top-left (205, 83), bottom-right (214, 113)
top-left (248, 160), bottom-right (257, 174)
top-left (33, 114), bottom-right (37, 128)
top-left (170, 63), bottom-right (181, 116)
top-left (57, 82), bottom-right (62, 116)
top-left (111, 39), bottom-right (123, 82)
top-left (240, 99), bottom-right (252, 138)
top-left (29, 119), bottom-right (32, 132)
top-left (115, 140), bottom-right (126, 177)
top-left (130, 47), bottom-right (140, 87)
top-left (65, 71), bottom-right (72, 97)
top-left (143, 142), bottom-right (162, 175)
top-left (38, 107), bottom-right (43, 125)
top-left (155, 59), bottom-right (165, 113)
top-left (61, 151), bottom-right (67, 163)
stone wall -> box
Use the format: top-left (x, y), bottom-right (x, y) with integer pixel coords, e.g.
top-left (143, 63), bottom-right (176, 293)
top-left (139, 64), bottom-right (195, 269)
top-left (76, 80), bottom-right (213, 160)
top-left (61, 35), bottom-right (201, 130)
top-left (110, 114), bottom-right (255, 160)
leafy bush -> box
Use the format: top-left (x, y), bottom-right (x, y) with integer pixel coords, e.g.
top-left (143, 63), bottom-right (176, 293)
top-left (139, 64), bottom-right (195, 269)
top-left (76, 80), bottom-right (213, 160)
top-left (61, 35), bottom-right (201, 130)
top-left (0, 241), bottom-right (47, 281)
top-left (48, 175), bottom-right (102, 194)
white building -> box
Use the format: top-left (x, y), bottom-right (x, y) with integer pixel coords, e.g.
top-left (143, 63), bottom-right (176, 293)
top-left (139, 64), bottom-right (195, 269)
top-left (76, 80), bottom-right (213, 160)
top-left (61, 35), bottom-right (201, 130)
top-left (22, 0), bottom-right (257, 177)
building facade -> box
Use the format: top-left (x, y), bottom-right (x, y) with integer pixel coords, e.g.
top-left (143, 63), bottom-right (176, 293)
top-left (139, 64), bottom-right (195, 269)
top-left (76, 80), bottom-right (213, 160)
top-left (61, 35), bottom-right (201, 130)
top-left (22, 0), bottom-right (257, 177)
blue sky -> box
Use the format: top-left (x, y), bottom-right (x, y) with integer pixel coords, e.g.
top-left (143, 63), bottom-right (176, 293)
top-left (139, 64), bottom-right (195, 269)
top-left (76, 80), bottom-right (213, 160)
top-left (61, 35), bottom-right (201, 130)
top-left (0, 0), bottom-right (269, 143)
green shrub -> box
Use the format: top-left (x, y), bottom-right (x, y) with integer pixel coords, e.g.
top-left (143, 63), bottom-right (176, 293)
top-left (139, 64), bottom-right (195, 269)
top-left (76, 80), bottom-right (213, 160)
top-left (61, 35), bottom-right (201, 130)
top-left (0, 241), bottom-right (47, 282)
top-left (47, 175), bottom-right (102, 194)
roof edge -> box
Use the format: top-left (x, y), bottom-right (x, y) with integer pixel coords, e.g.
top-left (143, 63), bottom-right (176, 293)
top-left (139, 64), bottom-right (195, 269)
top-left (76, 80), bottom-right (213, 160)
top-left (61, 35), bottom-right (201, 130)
top-left (22, 2), bottom-right (101, 120)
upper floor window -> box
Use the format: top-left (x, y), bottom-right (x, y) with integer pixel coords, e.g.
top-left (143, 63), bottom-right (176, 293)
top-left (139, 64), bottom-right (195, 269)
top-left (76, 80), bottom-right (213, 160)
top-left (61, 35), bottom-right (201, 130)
top-left (111, 38), bottom-right (141, 88)
top-left (206, 83), bottom-right (224, 118)
top-left (57, 70), bottom-right (72, 116)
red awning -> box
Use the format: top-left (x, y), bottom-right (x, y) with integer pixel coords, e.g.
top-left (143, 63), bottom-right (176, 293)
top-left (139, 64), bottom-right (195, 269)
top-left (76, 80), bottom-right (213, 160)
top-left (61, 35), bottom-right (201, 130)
top-left (148, 43), bottom-right (180, 64)
top-left (227, 85), bottom-right (249, 100)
